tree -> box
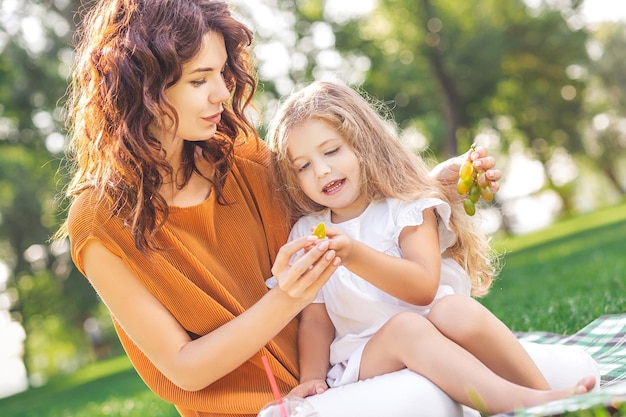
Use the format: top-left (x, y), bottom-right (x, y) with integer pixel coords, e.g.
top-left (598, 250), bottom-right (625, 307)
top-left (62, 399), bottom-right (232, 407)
top-left (485, 7), bottom-right (590, 214)
top-left (582, 22), bottom-right (626, 195)
top-left (262, 0), bottom-right (602, 223)
top-left (0, 0), bottom-right (111, 386)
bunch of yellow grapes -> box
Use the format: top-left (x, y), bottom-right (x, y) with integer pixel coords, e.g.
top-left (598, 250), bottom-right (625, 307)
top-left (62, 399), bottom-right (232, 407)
top-left (456, 145), bottom-right (494, 216)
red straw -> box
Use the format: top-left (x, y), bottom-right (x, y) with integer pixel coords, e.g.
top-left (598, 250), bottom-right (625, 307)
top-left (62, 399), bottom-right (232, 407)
top-left (261, 355), bottom-right (289, 417)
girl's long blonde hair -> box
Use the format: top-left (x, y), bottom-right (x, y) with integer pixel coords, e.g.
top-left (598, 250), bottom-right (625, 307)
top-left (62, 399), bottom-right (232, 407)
top-left (267, 81), bottom-right (496, 296)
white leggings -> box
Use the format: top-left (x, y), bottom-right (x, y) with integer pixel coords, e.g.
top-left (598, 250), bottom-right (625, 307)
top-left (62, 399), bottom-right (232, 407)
top-left (305, 343), bottom-right (600, 417)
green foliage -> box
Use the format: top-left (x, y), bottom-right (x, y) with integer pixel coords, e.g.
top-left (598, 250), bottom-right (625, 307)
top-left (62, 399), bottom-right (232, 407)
top-left (0, 0), bottom-right (105, 385)
top-left (263, 0), bottom-right (624, 217)
top-left (582, 23), bottom-right (626, 195)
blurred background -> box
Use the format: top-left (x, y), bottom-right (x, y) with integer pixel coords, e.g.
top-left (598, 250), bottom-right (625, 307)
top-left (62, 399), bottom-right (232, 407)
top-left (0, 0), bottom-right (625, 400)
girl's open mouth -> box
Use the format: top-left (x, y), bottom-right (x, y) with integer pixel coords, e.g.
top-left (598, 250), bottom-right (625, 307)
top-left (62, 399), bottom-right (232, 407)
top-left (323, 179), bottom-right (344, 194)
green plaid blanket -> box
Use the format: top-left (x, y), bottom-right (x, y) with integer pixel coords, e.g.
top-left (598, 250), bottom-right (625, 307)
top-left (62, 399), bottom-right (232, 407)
top-left (493, 313), bottom-right (626, 416)
top-left (515, 313), bottom-right (626, 387)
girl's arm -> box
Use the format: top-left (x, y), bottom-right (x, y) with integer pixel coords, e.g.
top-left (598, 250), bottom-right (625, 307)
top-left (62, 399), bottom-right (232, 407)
top-left (81, 236), bottom-right (339, 392)
top-left (327, 209), bottom-right (441, 306)
top-left (290, 303), bottom-right (334, 397)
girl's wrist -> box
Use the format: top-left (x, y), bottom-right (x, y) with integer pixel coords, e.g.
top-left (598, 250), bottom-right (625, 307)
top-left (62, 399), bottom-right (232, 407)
top-left (340, 238), bottom-right (360, 267)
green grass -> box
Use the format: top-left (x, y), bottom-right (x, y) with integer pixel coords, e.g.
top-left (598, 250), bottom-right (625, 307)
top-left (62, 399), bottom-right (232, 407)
top-left (1, 201), bottom-right (625, 416)
top-left (482, 201), bottom-right (626, 334)
top-left (0, 356), bottom-right (177, 417)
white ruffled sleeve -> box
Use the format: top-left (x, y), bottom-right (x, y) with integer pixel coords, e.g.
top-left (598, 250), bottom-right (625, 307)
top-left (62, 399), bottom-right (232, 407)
top-left (393, 198), bottom-right (456, 253)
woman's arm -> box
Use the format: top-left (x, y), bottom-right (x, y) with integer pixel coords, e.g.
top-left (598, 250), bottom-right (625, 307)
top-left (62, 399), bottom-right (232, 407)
top-left (81, 236), bottom-right (339, 391)
top-left (291, 303), bottom-right (334, 398)
top-left (326, 209), bottom-right (442, 306)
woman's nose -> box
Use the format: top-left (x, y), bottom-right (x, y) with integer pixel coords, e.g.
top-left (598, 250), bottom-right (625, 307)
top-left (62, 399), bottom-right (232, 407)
top-left (210, 76), bottom-right (230, 103)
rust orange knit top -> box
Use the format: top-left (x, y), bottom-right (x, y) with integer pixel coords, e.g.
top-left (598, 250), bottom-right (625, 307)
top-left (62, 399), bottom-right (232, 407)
top-left (68, 139), bottom-right (298, 417)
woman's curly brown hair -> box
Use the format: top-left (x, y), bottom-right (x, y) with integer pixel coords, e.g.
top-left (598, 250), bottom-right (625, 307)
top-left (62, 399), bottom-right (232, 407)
top-left (58, 0), bottom-right (258, 252)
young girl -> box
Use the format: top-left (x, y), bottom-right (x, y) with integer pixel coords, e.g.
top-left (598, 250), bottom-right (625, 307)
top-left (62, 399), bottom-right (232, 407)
top-left (267, 81), bottom-right (595, 415)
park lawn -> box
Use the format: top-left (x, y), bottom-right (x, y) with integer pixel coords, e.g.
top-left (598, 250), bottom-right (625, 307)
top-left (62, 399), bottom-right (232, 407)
top-left (0, 355), bottom-right (178, 417)
top-left (482, 200), bottom-right (626, 334)
top-left (0, 200), bottom-right (625, 417)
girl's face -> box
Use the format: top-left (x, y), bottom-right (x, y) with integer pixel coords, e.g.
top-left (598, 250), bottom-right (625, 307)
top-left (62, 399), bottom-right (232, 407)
top-left (163, 31), bottom-right (230, 145)
top-left (287, 119), bottom-right (368, 222)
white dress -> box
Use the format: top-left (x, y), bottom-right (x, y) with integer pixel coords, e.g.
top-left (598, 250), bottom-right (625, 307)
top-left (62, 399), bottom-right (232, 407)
top-left (273, 197), bottom-right (472, 387)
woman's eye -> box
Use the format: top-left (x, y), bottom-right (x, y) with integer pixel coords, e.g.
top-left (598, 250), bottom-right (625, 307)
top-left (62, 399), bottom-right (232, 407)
top-left (324, 147), bottom-right (339, 156)
top-left (191, 79), bottom-right (206, 86)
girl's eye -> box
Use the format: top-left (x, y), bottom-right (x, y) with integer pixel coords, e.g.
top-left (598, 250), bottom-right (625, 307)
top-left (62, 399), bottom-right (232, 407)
top-left (324, 147), bottom-right (339, 156)
top-left (297, 162), bottom-right (310, 172)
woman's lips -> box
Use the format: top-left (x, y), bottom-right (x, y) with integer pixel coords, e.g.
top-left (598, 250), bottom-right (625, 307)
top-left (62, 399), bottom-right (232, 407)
top-left (202, 111), bottom-right (222, 124)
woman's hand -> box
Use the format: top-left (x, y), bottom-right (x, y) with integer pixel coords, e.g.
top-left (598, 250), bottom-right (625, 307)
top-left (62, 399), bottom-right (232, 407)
top-left (469, 146), bottom-right (501, 191)
top-left (431, 145), bottom-right (502, 201)
top-left (288, 378), bottom-right (329, 398)
top-left (271, 236), bottom-right (340, 302)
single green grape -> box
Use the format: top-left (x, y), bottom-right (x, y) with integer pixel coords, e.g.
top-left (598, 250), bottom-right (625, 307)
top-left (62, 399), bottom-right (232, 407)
top-left (459, 160), bottom-right (474, 181)
top-left (456, 177), bottom-right (474, 195)
top-left (468, 184), bottom-right (480, 203)
top-left (480, 185), bottom-right (494, 202)
top-left (463, 198), bottom-right (476, 216)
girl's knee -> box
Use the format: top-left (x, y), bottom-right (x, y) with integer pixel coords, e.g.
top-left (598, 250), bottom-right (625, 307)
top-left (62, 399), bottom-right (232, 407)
top-left (382, 311), bottom-right (432, 337)
top-left (428, 295), bottom-right (470, 321)
top-left (428, 295), bottom-right (486, 338)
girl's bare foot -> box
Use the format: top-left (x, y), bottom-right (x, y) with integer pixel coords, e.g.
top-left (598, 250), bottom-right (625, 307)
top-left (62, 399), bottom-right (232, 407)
top-left (480, 376), bottom-right (597, 414)
top-left (538, 375), bottom-right (596, 406)
top-left (572, 376), bottom-right (596, 394)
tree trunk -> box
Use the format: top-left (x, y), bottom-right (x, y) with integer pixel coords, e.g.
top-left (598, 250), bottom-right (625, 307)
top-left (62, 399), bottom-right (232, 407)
top-left (602, 164), bottom-right (626, 195)
top-left (420, 0), bottom-right (463, 158)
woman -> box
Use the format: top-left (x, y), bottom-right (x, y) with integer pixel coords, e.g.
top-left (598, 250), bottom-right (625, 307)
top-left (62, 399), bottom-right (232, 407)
top-left (56, 1), bottom-right (596, 416)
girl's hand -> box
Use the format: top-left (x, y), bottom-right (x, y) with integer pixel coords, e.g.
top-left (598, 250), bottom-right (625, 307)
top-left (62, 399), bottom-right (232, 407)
top-left (324, 226), bottom-right (355, 264)
top-left (288, 379), bottom-right (329, 398)
top-left (271, 236), bottom-right (340, 302)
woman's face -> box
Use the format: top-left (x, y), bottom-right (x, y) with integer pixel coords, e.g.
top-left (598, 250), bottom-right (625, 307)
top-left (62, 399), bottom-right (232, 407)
top-left (287, 119), bottom-right (368, 222)
top-left (163, 31), bottom-right (230, 143)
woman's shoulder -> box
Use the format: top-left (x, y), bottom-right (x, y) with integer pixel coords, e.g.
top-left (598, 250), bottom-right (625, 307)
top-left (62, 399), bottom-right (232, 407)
top-left (67, 188), bottom-right (117, 238)
top-left (66, 188), bottom-right (123, 273)
top-left (68, 188), bottom-right (106, 222)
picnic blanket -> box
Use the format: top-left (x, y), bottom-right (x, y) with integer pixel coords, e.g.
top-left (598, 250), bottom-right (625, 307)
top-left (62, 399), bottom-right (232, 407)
top-left (494, 312), bottom-right (626, 416)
